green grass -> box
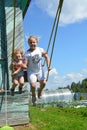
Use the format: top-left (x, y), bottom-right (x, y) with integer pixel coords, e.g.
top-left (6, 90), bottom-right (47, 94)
top-left (29, 105), bottom-right (87, 130)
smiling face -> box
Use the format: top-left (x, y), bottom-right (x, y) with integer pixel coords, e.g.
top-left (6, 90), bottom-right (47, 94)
top-left (28, 36), bottom-right (38, 51)
top-left (13, 50), bottom-right (23, 62)
top-left (14, 53), bottom-right (22, 62)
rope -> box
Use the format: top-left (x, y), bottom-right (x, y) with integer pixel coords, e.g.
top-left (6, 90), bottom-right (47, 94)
top-left (11, 0), bottom-right (16, 80)
top-left (5, 72), bottom-right (7, 125)
top-left (46, 0), bottom-right (64, 81)
top-left (12, 0), bottom-right (16, 66)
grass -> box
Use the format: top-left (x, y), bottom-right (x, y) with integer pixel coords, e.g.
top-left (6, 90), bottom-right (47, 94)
top-left (29, 105), bottom-right (87, 130)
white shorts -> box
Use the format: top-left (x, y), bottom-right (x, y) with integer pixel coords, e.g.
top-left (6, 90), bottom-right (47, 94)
top-left (27, 69), bottom-right (46, 84)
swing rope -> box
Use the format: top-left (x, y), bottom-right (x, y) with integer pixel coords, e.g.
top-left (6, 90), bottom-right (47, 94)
top-left (5, 72), bottom-right (7, 125)
top-left (11, 0), bottom-right (16, 84)
top-left (45, 0), bottom-right (64, 81)
top-left (1, 72), bottom-right (14, 130)
top-left (12, 0), bottom-right (16, 67)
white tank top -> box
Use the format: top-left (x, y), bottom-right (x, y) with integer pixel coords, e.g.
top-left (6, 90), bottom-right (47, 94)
top-left (24, 47), bottom-right (45, 73)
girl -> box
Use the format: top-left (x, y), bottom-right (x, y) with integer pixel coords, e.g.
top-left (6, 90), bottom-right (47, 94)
top-left (10, 49), bottom-right (26, 96)
top-left (23, 35), bottom-right (50, 105)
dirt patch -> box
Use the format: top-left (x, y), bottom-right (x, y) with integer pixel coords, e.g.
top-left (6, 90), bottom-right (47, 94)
top-left (14, 123), bottom-right (37, 130)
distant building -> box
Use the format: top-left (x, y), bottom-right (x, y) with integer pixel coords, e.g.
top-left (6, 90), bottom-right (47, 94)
top-left (74, 92), bottom-right (87, 100)
top-left (37, 88), bottom-right (74, 103)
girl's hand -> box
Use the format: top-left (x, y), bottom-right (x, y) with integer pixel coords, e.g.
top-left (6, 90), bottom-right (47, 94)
top-left (12, 71), bottom-right (18, 76)
top-left (48, 67), bottom-right (51, 71)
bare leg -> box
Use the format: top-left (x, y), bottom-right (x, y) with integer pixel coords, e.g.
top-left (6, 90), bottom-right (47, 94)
top-left (38, 80), bottom-right (46, 99)
top-left (11, 84), bottom-right (17, 96)
top-left (11, 79), bottom-right (18, 96)
top-left (19, 83), bottom-right (24, 94)
top-left (30, 82), bottom-right (37, 106)
top-left (19, 76), bottom-right (24, 94)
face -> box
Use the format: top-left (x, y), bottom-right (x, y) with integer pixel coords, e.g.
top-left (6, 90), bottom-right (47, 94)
top-left (14, 53), bottom-right (22, 61)
top-left (28, 37), bottom-right (37, 50)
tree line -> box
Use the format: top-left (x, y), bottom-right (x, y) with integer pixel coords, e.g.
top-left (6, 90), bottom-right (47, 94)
top-left (64, 78), bottom-right (87, 92)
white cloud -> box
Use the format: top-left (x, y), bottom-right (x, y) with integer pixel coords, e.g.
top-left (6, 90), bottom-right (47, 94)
top-left (35, 0), bottom-right (87, 25)
top-left (45, 68), bottom-right (87, 90)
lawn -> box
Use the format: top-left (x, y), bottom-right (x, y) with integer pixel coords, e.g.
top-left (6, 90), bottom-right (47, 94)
top-left (4, 105), bottom-right (87, 130)
top-left (28, 105), bottom-right (87, 130)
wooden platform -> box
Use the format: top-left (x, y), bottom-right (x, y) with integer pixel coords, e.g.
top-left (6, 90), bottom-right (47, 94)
top-left (0, 88), bottom-right (30, 127)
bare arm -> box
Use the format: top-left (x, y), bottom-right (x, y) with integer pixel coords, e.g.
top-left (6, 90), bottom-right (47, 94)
top-left (21, 59), bottom-right (27, 69)
top-left (13, 59), bottom-right (28, 75)
top-left (10, 62), bottom-right (22, 75)
top-left (42, 52), bottom-right (51, 71)
top-left (12, 67), bottom-right (21, 75)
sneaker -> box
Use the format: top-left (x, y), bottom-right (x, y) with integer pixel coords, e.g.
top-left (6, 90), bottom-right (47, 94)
top-left (32, 95), bottom-right (37, 106)
top-left (19, 87), bottom-right (22, 94)
top-left (37, 88), bottom-right (42, 99)
top-left (11, 89), bottom-right (14, 96)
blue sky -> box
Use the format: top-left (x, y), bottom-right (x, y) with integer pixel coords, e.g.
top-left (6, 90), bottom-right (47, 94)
top-left (23, 0), bottom-right (87, 90)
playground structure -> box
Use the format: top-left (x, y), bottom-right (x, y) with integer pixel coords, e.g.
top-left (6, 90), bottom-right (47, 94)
top-left (0, 0), bottom-right (64, 127)
top-left (0, 0), bottom-right (31, 127)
